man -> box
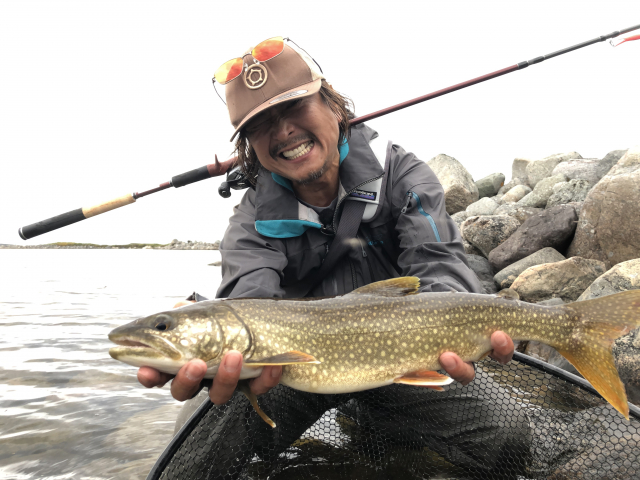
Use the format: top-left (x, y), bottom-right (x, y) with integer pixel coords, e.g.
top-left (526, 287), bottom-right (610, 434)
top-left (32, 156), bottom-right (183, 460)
top-left (138, 37), bottom-right (528, 477)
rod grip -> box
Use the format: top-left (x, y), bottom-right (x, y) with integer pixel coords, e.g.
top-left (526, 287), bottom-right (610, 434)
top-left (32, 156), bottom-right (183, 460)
top-left (18, 193), bottom-right (136, 240)
top-left (171, 166), bottom-right (211, 188)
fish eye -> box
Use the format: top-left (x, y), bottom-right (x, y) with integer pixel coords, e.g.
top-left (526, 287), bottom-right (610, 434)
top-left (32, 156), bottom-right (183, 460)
top-left (153, 314), bottom-right (174, 331)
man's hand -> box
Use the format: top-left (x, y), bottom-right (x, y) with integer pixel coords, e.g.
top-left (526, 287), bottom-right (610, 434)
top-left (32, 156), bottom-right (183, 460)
top-left (438, 331), bottom-right (514, 386)
top-left (137, 351), bottom-right (282, 403)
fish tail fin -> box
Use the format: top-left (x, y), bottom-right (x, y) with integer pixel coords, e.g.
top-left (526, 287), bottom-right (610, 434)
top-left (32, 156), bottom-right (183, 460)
top-left (555, 290), bottom-right (640, 420)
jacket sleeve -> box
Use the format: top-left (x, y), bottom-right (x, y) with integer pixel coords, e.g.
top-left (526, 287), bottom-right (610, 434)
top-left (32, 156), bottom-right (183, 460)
top-left (216, 188), bottom-right (288, 299)
top-left (389, 145), bottom-right (484, 294)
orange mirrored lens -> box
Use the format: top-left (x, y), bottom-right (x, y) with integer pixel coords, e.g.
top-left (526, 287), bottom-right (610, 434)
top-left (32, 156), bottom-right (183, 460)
top-left (214, 58), bottom-right (243, 84)
top-left (252, 36), bottom-right (284, 62)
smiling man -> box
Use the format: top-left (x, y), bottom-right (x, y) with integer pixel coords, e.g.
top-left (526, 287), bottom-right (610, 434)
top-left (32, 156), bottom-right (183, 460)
top-left (138, 37), bottom-right (530, 477)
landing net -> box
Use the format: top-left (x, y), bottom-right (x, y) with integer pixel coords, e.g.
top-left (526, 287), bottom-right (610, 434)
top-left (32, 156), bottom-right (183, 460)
top-left (148, 353), bottom-right (640, 480)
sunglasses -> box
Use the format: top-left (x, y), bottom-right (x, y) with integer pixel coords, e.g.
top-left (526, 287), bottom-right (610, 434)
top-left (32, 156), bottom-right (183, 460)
top-left (211, 36), bottom-right (322, 103)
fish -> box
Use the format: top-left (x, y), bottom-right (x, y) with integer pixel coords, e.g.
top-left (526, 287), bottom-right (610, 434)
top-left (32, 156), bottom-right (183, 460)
top-left (108, 277), bottom-right (640, 426)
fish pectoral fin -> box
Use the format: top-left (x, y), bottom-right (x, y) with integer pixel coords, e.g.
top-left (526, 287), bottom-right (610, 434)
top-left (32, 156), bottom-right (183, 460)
top-left (393, 370), bottom-right (453, 388)
top-left (244, 350), bottom-right (320, 366)
top-left (349, 277), bottom-right (420, 297)
top-left (237, 380), bottom-right (276, 428)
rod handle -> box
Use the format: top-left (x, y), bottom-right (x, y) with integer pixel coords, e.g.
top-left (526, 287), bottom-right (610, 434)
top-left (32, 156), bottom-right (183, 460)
top-left (19, 193), bottom-right (136, 240)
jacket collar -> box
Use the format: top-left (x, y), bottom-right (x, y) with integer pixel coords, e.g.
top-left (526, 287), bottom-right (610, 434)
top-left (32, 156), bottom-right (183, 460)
top-left (254, 124), bottom-right (383, 238)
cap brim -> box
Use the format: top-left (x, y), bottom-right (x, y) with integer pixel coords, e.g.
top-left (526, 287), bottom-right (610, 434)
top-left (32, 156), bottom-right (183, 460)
top-left (229, 78), bottom-right (322, 142)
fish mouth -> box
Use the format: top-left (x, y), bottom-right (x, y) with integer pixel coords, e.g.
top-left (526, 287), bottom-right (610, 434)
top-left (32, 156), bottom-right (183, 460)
top-left (108, 330), bottom-right (182, 361)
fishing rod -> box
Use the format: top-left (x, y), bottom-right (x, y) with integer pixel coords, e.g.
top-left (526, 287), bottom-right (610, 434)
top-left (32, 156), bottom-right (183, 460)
top-left (18, 24), bottom-right (640, 241)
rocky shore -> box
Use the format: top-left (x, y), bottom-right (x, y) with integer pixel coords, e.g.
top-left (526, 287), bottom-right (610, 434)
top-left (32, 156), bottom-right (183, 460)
top-left (436, 146), bottom-right (640, 406)
top-left (0, 239), bottom-right (220, 250)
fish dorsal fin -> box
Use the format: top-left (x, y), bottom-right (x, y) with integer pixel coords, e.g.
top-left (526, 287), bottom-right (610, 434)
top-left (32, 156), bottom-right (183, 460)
top-left (349, 277), bottom-right (420, 297)
top-left (496, 288), bottom-right (520, 300)
top-left (244, 350), bottom-right (320, 366)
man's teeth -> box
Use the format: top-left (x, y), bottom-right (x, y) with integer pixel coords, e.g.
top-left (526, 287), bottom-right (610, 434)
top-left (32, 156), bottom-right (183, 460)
top-left (282, 141), bottom-right (313, 159)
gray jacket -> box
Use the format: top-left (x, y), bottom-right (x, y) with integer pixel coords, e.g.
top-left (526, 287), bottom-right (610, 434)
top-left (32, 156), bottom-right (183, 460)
top-left (217, 123), bottom-right (483, 299)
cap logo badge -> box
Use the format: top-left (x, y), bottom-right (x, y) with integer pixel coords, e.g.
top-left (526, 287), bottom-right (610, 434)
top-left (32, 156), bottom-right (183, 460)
top-left (244, 64), bottom-right (268, 89)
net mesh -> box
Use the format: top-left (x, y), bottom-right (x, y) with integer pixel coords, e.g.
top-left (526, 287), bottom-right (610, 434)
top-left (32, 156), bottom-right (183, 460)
top-left (150, 354), bottom-right (640, 480)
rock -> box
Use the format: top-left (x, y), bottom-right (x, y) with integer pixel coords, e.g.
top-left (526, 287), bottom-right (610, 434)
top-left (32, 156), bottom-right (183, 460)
top-left (568, 145), bottom-right (640, 269)
top-left (461, 215), bottom-right (520, 258)
top-left (536, 297), bottom-right (566, 306)
top-left (516, 173), bottom-right (568, 208)
top-left (575, 258), bottom-right (640, 405)
top-left (427, 154), bottom-right (479, 214)
top-left (546, 179), bottom-right (593, 208)
top-left (493, 204), bottom-right (542, 224)
top-left (450, 211), bottom-right (469, 231)
top-left (500, 184), bottom-right (532, 204)
top-left (510, 256), bottom-right (607, 303)
top-left (465, 254), bottom-right (497, 294)
top-left (511, 158), bottom-right (531, 183)
top-left (551, 157), bottom-right (617, 186)
top-left (475, 173), bottom-right (505, 198)
top-left (526, 151), bottom-right (582, 188)
top-left (497, 177), bottom-right (527, 196)
top-left (463, 238), bottom-right (483, 256)
top-left (465, 197), bottom-right (499, 216)
top-left (494, 247), bottom-right (566, 289)
top-left (489, 204), bottom-right (578, 272)
top-left (601, 148), bottom-right (628, 168)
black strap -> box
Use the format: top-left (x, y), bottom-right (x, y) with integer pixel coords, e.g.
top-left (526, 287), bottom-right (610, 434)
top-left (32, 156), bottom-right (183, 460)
top-left (289, 200), bottom-right (367, 297)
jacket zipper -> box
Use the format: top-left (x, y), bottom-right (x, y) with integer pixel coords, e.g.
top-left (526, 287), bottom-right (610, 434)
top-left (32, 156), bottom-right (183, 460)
top-left (401, 190), bottom-right (442, 242)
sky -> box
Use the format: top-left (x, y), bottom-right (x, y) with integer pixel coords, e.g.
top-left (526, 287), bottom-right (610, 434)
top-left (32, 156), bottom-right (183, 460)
top-left (1, 0), bottom-right (638, 246)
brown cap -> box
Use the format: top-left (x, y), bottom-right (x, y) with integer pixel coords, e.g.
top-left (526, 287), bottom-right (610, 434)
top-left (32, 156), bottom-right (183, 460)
top-left (225, 42), bottom-right (324, 141)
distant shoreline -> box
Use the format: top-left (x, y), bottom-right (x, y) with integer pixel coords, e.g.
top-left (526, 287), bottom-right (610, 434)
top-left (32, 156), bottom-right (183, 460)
top-left (0, 239), bottom-right (220, 250)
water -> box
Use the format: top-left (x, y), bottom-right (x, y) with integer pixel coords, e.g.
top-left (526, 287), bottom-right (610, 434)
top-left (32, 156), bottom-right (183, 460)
top-left (0, 249), bottom-right (222, 479)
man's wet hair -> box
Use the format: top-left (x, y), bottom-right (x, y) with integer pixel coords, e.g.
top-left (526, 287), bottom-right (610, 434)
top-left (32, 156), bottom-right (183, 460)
top-left (234, 79), bottom-right (355, 186)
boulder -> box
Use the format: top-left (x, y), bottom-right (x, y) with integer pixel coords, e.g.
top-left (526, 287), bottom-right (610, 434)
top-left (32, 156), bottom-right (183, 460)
top-left (450, 211), bottom-right (469, 231)
top-left (526, 151), bottom-right (582, 188)
top-left (461, 215), bottom-right (521, 258)
top-left (463, 239), bottom-right (483, 256)
top-left (545, 179), bottom-right (593, 208)
top-left (510, 256), bottom-right (607, 303)
top-left (493, 247), bottom-right (566, 289)
top-left (516, 173), bottom-right (567, 208)
top-left (493, 205), bottom-right (542, 224)
top-left (511, 158), bottom-right (531, 183)
top-left (488, 204), bottom-right (578, 272)
top-left (551, 157), bottom-right (617, 186)
top-left (500, 184), bottom-right (531, 204)
top-left (497, 177), bottom-right (527, 196)
top-left (475, 173), bottom-right (505, 198)
top-left (567, 145), bottom-right (640, 269)
top-left (465, 197), bottom-right (499, 216)
top-left (575, 258), bottom-right (640, 406)
top-left (524, 341), bottom-right (580, 376)
top-left (427, 154), bottom-right (479, 214)
top-left (465, 254), bottom-right (497, 294)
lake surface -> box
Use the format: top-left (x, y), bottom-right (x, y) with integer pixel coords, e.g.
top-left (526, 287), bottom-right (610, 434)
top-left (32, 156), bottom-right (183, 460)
top-left (0, 249), bottom-right (222, 479)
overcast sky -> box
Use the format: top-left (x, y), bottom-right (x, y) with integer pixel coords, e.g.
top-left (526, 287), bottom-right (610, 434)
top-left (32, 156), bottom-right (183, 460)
top-left (1, 0), bottom-right (638, 246)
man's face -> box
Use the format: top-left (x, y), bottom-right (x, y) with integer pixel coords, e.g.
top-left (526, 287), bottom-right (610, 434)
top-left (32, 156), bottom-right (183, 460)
top-left (244, 93), bottom-right (341, 185)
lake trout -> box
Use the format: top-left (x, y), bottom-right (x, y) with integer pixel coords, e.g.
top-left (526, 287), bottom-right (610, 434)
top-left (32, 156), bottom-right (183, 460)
top-left (109, 277), bottom-right (640, 426)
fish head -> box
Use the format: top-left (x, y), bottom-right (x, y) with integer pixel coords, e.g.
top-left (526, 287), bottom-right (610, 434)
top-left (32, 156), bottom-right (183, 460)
top-left (108, 302), bottom-right (252, 376)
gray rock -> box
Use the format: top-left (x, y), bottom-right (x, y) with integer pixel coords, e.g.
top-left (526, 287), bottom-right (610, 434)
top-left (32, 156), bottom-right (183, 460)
top-left (568, 145), bottom-right (640, 269)
top-left (526, 151), bottom-right (582, 188)
top-left (489, 204), bottom-right (578, 273)
top-left (465, 254), bottom-right (497, 294)
top-left (493, 204), bottom-right (543, 224)
top-left (516, 173), bottom-right (567, 208)
top-left (536, 297), bottom-right (566, 306)
top-left (461, 215), bottom-right (521, 258)
top-left (427, 154), bottom-right (479, 214)
top-left (465, 197), bottom-right (499, 216)
top-left (497, 177), bottom-right (527, 196)
top-left (450, 211), bottom-right (469, 231)
top-left (601, 148), bottom-right (628, 168)
top-left (500, 184), bottom-right (532, 204)
top-left (510, 256), bottom-right (607, 303)
top-left (545, 178), bottom-right (593, 208)
top-left (577, 258), bottom-right (640, 301)
top-left (494, 247), bottom-right (566, 289)
top-left (552, 157), bottom-right (617, 186)
top-left (462, 238), bottom-right (483, 256)
top-left (475, 173), bottom-right (505, 198)
top-left (511, 158), bottom-right (531, 183)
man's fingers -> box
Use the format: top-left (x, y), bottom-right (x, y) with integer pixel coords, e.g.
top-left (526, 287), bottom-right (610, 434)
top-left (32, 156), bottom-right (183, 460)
top-left (209, 351), bottom-right (243, 405)
top-left (439, 352), bottom-right (475, 386)
top-left (489, 331), bottom-right (514, 365)
top-left (170, 360), bottom-right (207, 401)
top-left (137, 366), bottom-right (173, 388)
top-left (249, 366), bottom-right (282, 395)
